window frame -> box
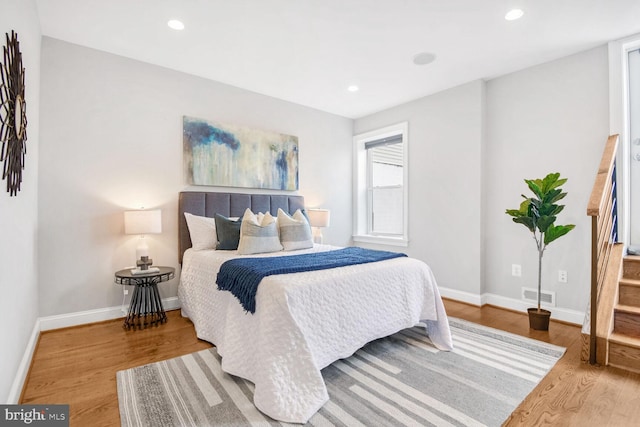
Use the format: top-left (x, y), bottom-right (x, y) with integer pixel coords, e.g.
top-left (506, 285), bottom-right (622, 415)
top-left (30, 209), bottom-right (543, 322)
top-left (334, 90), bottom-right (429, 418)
top-left (353, 122), bottom-right (409, 246)
top-left (609, 32), bottom-right (640, 246)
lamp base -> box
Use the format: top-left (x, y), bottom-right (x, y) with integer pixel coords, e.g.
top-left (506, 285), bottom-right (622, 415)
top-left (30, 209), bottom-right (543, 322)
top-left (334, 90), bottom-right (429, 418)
top-left (312, 227), bottom-right (323, 244)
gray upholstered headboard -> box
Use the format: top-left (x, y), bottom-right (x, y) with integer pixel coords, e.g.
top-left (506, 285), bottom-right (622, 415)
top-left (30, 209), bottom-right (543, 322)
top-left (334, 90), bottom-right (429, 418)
top-left (178, 191), bottom-right (305, 263)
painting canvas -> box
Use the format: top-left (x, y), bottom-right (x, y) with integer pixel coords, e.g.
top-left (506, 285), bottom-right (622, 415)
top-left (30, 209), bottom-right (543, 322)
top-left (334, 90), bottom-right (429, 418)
top-left (183, 116), bottom-right (299, 190)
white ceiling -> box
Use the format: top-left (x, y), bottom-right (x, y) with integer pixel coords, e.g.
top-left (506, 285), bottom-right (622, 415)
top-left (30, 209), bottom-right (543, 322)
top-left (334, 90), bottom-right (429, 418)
top-left (35, 0), bottom-right (640, 119)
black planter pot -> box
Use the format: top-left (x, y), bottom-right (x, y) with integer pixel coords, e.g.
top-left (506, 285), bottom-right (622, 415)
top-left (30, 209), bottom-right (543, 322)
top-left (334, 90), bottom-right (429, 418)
top-left (528, 308), bottom-right (551, 331)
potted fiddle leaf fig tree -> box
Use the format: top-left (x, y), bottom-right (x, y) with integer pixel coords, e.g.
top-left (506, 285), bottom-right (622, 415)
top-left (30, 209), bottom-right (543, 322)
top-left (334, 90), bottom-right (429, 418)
top-left (505, 172), bottom-right (575, 331)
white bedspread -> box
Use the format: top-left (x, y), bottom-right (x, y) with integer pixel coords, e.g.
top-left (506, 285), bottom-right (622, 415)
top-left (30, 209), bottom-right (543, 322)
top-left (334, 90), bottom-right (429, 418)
top-left (178, 244), bottom-right (453, 423)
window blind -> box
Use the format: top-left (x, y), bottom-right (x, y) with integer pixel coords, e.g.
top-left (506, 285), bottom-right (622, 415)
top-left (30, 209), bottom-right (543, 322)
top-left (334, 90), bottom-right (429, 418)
top-left (366, 134), bottom-right (403, 167)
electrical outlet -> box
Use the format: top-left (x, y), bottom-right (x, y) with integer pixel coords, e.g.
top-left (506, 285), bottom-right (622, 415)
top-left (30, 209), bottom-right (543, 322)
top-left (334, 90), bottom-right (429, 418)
top-left (558, 270), bottom-right (568, 283)
top-left (512, 264), bottom-right (522, 277)
top-left (123, 289), bottom-right (129, 295)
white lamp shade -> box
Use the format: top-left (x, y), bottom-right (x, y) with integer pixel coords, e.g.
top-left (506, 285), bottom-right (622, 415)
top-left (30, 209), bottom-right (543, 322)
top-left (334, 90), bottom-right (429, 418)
top-left (124, 209), bottom-right (162, 235)
top-left (307, 208), bottom-right (330, 228)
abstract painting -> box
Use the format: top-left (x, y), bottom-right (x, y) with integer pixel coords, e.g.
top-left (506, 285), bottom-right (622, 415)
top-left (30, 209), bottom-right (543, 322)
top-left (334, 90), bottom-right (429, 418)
top-left (183, 116), bottom-right (299, 190)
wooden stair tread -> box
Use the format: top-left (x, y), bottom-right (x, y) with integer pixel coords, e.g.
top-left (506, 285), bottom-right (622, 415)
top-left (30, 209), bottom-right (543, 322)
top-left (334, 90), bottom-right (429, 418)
top-left (615, 304), bottom-right (640, 314)
top-left (619, 278), bottom-right (640, 287)
top-left (609, 332), bottom-right (640, 348)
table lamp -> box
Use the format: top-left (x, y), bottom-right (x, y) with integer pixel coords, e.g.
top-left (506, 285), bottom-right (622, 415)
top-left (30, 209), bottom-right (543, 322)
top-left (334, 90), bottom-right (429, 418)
top-left (306, 208), bottom-right (330, 244)
top-left (124, 209), bottom-right (162, 274)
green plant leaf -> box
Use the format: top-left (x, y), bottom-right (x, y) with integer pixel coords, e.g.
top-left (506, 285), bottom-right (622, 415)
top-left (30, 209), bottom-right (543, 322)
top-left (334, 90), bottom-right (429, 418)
top-left (508, 172), bottom-right (573, 246)
top-left (537, 202), bottom-right (559, 216)
top-left (541, 173), bottom-right (561, 192)
top-left (506, 199), bottom-right (531, 217)
top-left (528, 202), bottom-right (539, 220)
top-left (543, 188), bottom-right (559, 202)
top-left (546, 176), bottom-right (567, 192)
top-left (525, 180), bottom-right (543, 199)
top-left (536, 215), bottom-right (556, 233)
top-left (549, 191), bottom-right (567, 204)
top-left (506, 209), bottom-right (523, 217)
top-left (542, 189), bottom-right (562, 204)
top-left (544, 224), bottom-right (576, 245)
top-left (513, 216), bottom-right (535, 232)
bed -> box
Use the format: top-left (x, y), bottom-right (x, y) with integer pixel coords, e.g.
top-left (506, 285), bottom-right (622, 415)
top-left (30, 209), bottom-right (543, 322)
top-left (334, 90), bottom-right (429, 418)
top-left (177, 191), bottom-right (453, 423)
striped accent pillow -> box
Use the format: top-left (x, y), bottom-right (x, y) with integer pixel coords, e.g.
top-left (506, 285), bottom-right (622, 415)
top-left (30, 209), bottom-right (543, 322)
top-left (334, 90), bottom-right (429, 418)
top-left (237, 209), bottom-right (283, 255)
top-left (277, 208), bottom-right (313, 251)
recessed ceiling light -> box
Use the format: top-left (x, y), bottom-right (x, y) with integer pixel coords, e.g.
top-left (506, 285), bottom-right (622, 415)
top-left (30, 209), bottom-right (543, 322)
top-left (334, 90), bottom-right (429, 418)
top-left (347, 85), bottom-right (359, 92)
top-left (505, 9), bottom-right (524, 21)
top-left (413, 52), bottom-right (436, 66)
top-left (167, 19), bottom-right (185, 30)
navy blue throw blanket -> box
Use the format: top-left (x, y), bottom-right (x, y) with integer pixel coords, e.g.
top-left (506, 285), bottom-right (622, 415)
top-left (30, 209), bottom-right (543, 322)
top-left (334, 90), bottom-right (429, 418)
top-left (217, 247), bottom-right (407, 313)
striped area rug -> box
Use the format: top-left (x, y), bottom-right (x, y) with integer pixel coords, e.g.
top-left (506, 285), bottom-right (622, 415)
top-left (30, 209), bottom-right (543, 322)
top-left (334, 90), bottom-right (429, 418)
top-left (117, 318), bottom-right (565, 426)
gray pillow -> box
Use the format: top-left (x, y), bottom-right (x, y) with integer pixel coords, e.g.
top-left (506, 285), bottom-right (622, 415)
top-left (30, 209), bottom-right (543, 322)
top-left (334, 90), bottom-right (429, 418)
top-left (214, 214), bottom-right (242, 250)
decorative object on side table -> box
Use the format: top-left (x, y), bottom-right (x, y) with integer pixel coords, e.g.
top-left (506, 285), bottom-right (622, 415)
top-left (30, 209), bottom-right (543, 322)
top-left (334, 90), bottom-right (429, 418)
top-left (0, 31), bottom-right (28, 196)
top-left (505, 172), bottom-right (575, 330)
top-left (307, 208), bottom-right (330, 244)
top-left (115, 266), bottom-right (174, 330)
top-left (124, 208), bottom-right (162, 274)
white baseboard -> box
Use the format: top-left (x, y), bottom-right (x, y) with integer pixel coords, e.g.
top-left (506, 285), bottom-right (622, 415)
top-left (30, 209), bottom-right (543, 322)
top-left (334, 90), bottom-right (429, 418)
top-left (439, 286), bottom-right (585, 325)
top-left (481, 293), bottom-right (584, 325)
top-left (11, 296), bottom-right (181, 403)
top-left (7, 319), bottom-right (41, 404)
top-left (39, 297), bottom-right (181, 331)
top-left (438, 287), bottom-right (482, 306)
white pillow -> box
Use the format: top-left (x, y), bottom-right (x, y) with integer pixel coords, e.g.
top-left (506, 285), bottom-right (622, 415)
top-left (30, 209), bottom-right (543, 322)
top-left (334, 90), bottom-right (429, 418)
top-left (184, 212), bottom-right (217, 250)
top-left (237, 209), bottom-right (283, 255)
top-left (277, 208), bottom-right (313, 251)
top-left (256, 212), bottom-right (277, 225)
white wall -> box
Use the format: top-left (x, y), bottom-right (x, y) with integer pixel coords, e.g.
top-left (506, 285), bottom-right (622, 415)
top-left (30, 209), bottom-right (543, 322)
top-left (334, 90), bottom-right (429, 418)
top-left (484, 46), bottom-right (609, 314)
top-left (38, 38), bottom-right (353, 317)
top-left (354, 46), bottom-right (609, 321)
top-left (0, 0), bottom-right (40, 403)
top-left (354, 81), bottom-right (484, 298)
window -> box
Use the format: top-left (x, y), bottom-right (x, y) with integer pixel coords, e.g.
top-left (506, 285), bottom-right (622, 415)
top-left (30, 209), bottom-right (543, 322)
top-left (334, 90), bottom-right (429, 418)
top-left (353, 122), bottom-right (408, 246)
top-left (367, 135), bottom-right (404, 235)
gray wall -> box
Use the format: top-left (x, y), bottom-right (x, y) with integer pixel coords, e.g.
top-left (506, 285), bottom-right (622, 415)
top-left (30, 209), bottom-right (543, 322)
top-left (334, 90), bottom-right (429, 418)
top-left (38, 37), bottom-right (353, 317)
top-left (484, 46), bottom-right (609, 313)
top-left (354, 46), bottom-right (609, 319)
top-left (0, 0), bottom-right (41, 402)
top-left (354, 81), bottom-right (484, 298)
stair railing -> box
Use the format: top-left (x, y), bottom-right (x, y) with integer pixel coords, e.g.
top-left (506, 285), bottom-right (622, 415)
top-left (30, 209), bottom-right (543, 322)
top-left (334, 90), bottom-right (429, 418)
top-left (586, 134), bottom-right (620, 364)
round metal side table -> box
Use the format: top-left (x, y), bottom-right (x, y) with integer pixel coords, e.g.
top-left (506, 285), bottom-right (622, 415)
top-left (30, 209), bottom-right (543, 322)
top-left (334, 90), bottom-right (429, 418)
top-left (114, 266), bottom-right (175, 330)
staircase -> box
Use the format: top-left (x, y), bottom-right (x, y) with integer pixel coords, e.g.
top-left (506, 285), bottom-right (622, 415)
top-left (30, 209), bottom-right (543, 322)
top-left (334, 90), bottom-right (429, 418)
top-left (608, 256), bottom-right (640, 372)
top-left (582, 135), bottom-right (640, 371)
top-left (582, 134), bottom-right (621, 366)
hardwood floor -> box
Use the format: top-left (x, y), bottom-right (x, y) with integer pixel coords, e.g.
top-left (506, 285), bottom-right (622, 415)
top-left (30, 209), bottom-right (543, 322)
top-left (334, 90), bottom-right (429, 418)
top-left (444, 300), bottom-right (640, 427)
top-left (20, 310), bottom-right (212, 427)
top-left (20, 301), bottom-right (640, 426)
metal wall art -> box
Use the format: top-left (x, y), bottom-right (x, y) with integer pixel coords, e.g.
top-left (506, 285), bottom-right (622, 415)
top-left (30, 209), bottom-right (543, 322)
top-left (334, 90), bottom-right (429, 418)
top-left (0, 31), bottom-right (27, 196)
